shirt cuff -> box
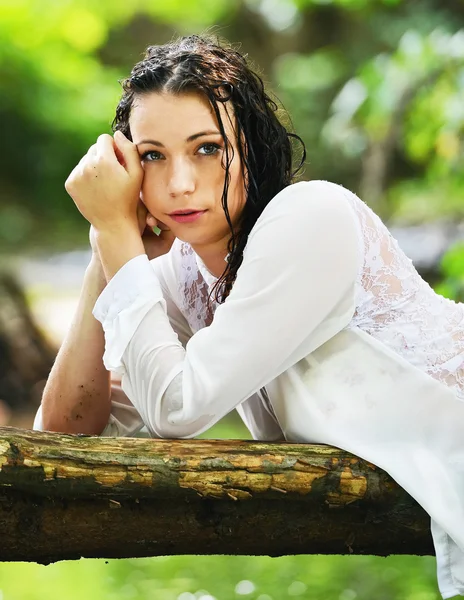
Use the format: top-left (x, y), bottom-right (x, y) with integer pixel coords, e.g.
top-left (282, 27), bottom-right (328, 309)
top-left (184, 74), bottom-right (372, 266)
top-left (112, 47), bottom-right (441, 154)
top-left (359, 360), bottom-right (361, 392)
top-left (93, 254), bottom-right (166, 374)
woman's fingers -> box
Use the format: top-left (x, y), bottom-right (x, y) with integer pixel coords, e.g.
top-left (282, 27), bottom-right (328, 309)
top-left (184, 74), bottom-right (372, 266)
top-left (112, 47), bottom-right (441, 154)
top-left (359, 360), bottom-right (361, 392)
top-left (113, 142), bottom-right (125, 166)
top-left (72, 144), bottom-right (96, 173)
top-left (95, 133), bottom-right (115, 158)
top-left (146, 213), bottom-right (171, 234)
top-left (65, 132), bottom-right (144, 231)
top-left (87, 143), bottom-right (97, 157)
top-left (145, 213), bottom-right (162, 236)
top-left (146, 213), bottom-right (157, 228)
top-left (113, 130), bottom-right (142, 174)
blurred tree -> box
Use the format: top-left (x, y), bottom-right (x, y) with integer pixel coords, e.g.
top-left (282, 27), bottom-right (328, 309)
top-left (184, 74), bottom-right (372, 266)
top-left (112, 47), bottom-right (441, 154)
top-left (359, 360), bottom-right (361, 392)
top-left (0, 272), bottom-right (55, 419)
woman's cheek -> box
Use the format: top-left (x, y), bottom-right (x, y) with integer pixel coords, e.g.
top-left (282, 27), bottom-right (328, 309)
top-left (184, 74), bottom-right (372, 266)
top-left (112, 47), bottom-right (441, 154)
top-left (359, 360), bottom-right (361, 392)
top-left (140, 175), bottom-right (160, 212)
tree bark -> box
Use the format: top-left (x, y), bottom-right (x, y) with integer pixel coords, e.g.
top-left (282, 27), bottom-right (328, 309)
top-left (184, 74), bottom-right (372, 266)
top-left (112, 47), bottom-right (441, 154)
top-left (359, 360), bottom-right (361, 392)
top-left (0, 426), bottom-right (433, 564)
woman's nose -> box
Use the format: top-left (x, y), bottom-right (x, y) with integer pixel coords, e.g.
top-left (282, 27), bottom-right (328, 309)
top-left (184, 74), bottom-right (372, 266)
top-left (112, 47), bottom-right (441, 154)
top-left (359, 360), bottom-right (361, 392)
top-left (168, 159), bottom-right (195, 197)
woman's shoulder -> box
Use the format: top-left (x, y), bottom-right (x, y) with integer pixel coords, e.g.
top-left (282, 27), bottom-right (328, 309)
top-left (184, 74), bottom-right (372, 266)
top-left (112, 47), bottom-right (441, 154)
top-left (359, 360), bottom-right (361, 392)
top-left (270, 179), bottom-right (351, 208)
top-left (253, 179), bottom-right (359, 235)
top-left (243, 179), bottom-right (362, 277)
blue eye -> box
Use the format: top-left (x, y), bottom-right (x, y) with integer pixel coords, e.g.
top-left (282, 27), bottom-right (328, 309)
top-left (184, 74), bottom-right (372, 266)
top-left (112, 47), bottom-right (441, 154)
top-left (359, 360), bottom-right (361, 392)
top-left (197, 143), bottom-right (221, 156)
top-left (141, 150), bottom-right (163, 162)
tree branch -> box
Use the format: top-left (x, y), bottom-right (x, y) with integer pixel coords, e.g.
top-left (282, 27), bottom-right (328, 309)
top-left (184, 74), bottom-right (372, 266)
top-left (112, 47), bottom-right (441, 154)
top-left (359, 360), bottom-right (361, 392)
top-left (0, 427), bottom-right (433, 564)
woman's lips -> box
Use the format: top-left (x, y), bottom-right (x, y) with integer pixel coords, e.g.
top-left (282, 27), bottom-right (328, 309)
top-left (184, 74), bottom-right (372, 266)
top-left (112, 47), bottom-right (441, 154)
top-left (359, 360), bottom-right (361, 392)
top-left (169, 210), bottom-right (207, 223)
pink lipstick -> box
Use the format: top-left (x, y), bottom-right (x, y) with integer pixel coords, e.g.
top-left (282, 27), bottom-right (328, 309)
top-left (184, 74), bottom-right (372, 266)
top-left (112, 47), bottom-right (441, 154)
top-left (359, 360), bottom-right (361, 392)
top-left (168, 210), bottom-right (207, 223)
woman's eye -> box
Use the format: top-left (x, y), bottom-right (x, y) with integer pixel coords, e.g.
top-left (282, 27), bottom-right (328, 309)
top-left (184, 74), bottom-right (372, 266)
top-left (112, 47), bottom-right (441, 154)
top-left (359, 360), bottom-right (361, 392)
top-left (141, 150), bottom-right (163, 162)
top-left (197, 143), bottom-right (221, 156)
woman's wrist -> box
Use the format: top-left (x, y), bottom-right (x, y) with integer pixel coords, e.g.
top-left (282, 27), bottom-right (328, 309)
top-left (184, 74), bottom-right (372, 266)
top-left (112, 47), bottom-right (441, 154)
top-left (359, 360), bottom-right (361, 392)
top-left (94, 226), bottom-right (145, 281)
top-left (86, 254), bottom-right (107, 289)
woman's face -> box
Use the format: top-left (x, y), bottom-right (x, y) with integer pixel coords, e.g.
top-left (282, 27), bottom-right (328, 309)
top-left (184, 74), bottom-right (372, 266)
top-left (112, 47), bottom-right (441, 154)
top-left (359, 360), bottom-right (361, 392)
top-left (129, 90), bottom-right (246, 252)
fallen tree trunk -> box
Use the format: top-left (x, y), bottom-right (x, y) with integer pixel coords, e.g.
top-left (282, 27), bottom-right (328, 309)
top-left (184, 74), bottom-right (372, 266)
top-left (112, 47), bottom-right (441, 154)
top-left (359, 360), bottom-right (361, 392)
top-left (0, 426), bottom-right (433, 564)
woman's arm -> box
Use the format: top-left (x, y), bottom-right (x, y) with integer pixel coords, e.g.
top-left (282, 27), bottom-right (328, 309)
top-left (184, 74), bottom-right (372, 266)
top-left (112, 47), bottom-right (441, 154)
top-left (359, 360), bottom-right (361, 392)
top-left (37, 214), bottom-right (177, 436)
top-left (40, 256), bottom-right (112, 435)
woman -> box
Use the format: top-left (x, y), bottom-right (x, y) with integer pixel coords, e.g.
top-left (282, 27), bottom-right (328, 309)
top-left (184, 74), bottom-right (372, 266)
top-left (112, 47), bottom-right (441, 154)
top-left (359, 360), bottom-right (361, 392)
top-left (34, 35), bottom-right (464, 598)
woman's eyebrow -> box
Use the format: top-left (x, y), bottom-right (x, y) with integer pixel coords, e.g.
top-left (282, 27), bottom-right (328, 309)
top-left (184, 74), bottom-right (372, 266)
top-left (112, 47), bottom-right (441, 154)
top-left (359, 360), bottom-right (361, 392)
top-left (136, 130), bottom-right (221, 148)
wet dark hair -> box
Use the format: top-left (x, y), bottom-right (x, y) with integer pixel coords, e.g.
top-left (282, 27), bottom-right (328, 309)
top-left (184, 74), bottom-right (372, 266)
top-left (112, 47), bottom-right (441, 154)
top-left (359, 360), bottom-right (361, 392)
top-left (113, 34), bottom-right (305, 303)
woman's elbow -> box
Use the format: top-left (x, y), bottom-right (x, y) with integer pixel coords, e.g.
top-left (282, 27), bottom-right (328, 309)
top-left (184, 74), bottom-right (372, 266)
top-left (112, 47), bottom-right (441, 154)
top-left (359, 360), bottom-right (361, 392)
top-left (38, 400), bottom-right (110, 436)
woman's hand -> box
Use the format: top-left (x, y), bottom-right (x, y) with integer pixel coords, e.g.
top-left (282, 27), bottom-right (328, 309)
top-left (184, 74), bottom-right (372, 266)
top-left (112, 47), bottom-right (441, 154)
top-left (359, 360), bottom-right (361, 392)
top-left (89, 201), bottom-right (175, 262)
top-left (137, 203), bottom-right (176, 260)
top-left (66, 131), bottom-right (142, 233)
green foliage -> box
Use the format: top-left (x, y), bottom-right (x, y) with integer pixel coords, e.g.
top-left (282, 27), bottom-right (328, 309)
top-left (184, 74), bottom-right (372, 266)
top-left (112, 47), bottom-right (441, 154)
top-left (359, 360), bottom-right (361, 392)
top-left (0, 554), bottom-right (443, 600)
top-left (435, 242), bottom-right (464, 302)
top-left (293, 0), bottom-right (403, 9)
top-left (322, 27), bottom-right (464, 221)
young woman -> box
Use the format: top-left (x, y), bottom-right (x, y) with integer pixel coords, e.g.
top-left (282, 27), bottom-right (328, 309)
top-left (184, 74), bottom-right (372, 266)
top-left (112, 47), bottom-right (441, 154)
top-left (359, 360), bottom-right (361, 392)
top-left (34, 35), bottom-right (464, 598)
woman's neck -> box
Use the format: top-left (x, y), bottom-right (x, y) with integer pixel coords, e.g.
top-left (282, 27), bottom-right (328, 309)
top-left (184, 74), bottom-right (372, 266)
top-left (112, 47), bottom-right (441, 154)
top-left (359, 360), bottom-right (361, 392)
top-left (191, 241), bottom-right (229, 279)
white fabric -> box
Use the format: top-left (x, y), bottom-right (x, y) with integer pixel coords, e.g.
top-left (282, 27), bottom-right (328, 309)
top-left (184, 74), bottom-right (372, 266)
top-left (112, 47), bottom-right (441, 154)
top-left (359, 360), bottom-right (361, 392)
top-left (33, 180), bottom-right (464, 598)
top-left (93, 180), bottom-right (361, 439)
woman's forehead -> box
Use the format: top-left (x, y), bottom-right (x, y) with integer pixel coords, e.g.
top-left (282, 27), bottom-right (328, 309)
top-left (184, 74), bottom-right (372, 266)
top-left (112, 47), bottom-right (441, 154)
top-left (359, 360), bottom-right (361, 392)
top-left (129, 91), bottom-right (235, 141)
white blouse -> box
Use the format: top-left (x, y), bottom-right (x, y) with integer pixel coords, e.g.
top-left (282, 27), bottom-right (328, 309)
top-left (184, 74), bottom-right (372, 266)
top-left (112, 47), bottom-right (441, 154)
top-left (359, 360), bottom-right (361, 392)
top-left (33, 180), bottom-right (464, 599)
